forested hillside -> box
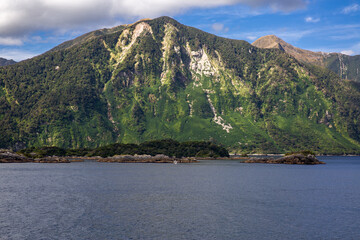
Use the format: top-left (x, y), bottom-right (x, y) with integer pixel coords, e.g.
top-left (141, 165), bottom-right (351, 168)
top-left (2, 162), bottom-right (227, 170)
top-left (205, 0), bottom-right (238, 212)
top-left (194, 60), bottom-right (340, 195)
top-left (1, 17), bottom-right (359, 154)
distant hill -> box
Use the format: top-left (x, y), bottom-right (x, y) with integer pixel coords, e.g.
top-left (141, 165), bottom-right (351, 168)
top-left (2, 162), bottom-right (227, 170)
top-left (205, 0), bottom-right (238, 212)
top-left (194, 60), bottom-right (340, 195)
top-left (253, 35), bottom-right (360, 82)
top-left (0, 17), bottom-right (359, 154)
top-left (0, 58), bottom-right (16, 67)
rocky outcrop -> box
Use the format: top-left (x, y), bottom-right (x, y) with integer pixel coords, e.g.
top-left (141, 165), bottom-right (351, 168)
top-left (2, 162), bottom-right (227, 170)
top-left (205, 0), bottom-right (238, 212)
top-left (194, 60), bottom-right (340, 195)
top-left (244, 154), bottom-right (325, 165)
top-left (98, 154), bottom-right (197, 163)
top-left (0, 149), bottom-right (82, 163)
top-left (33, 157), bottom-right (71, 163)
top-left (0, 149), bottom-right (33, 163)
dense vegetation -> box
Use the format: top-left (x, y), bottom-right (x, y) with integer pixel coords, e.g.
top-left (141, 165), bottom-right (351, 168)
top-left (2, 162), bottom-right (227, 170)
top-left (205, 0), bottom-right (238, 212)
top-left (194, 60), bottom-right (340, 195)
top-left (284, 150), bottom-right (316, 156)
top-left (19, 139), bottom-right (229, 158)
top-left (1, 17), bottom-right (360, 154)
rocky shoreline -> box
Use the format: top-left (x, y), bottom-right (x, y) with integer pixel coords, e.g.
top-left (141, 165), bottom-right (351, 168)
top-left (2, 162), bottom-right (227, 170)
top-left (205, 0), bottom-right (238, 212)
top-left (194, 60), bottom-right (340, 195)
top-left (0, 150), bottom-right (197, 164)
top-left (0, 149), bottom-right (325, 165)
top-left (0, 150), bottom-right (33, 163)
top-left (244, 154), bottom-right (325, 165)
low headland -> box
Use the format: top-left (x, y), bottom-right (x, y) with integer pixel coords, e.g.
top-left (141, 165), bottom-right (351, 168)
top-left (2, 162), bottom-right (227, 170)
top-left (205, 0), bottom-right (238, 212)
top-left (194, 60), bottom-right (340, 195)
top-left (1, 139), bottom-right (228, 164)
top-left (1, 141), bottom-right (325, 165)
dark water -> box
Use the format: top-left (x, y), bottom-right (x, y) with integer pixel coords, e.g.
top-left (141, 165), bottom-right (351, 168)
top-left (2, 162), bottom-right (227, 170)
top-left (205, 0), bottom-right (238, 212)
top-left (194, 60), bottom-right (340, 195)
top-left (1, 156), bottom-right (360, 240)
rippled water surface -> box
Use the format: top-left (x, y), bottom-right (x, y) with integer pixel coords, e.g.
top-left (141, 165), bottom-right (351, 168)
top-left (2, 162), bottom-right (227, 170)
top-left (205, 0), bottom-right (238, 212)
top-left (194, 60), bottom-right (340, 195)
top-left (1, 156), bottom-right (360, 239)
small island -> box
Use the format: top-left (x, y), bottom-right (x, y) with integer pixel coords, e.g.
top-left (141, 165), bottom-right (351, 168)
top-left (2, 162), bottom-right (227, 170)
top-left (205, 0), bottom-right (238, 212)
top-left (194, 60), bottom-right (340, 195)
top-left (244, 151), bottom-right (325, 165)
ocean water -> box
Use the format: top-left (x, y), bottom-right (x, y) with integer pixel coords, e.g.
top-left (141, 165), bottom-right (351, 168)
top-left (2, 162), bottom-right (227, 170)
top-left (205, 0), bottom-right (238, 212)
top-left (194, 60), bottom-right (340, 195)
top-left (0, 156), bottom-right (359, 240)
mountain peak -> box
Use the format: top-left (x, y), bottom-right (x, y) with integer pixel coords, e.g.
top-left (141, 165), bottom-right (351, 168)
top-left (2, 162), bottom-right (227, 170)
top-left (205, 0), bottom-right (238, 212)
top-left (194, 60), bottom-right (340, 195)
top-left (48, 16), bottom-right (181, 53)
top-left (252, 35), bottom-right (326, 65)
top-left (0, 57), bottom-right (16, 66)
top-left (252, 35), bottom-right (287, 51)
top-left (253, 35), bottom-right (284, 43)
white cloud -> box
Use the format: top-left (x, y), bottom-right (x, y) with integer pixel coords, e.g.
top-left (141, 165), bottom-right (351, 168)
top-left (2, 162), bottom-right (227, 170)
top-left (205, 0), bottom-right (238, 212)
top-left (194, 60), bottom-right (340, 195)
top-left (212, 23), bottom-right (225, 32)
top-left (311, 42), bottom-right (360, 56)
top-left (0, 37), bottom-right (23, 46)
top-left (305, 17), bottom-right (320, 23)
top-left (0, 49), bottom-right (40, 61)
top-left (347, 42), bottom-right (360, 55)
top-left (227, 29), bottom-right (313, 43)
top-left (342, 4), bottom-right (360, 14)
top-left (211, 23), bottom-right (229, 33)
top-left (246, 36), bottom-right (258, 41)
top-left (0, 0), bottom-right (307, 39)
top-left (341, 50), bottom-right (355, 55)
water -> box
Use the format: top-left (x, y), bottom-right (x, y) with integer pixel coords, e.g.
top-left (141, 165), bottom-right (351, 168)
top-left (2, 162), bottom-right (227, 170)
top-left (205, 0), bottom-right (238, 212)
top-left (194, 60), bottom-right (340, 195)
top-left (1, 156), bottom-right (360, 240)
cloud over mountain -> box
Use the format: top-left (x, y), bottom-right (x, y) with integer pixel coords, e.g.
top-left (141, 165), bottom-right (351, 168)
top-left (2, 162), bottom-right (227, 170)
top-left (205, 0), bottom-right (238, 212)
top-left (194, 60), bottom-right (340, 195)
top-left (0, 0), bottom-right (306, 42)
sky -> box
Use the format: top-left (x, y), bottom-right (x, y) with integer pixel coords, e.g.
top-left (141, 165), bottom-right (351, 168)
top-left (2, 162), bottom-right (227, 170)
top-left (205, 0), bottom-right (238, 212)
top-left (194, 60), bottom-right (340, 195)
top-left (0, 0), bottom-right (360, 61)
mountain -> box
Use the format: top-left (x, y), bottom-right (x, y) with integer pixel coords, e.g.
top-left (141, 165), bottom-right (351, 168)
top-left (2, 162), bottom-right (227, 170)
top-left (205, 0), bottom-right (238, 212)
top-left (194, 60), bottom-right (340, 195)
top-left (0, 58), bottom-right (16, 67)
top-left (252, 35), bottom-right (360, 82)
top-left (0, 17), bottom-right (360, 154)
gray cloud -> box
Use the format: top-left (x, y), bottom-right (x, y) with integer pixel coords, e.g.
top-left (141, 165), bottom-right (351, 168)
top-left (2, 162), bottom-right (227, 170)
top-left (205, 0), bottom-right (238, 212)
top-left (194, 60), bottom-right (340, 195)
top-left (0, 0), bottom-right (307, 44)
top-left (0, 37), bottom-right (23, 46)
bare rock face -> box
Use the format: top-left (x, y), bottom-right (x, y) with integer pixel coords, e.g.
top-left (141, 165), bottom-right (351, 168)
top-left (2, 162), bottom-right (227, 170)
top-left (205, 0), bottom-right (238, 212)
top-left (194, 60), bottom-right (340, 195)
top-left (244, 154), bottom-right (325, 165)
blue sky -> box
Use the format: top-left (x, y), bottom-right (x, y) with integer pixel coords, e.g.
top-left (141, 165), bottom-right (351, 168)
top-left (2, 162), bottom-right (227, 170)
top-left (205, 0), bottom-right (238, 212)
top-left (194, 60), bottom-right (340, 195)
top-left (0, 0), bottom-right (360, 61)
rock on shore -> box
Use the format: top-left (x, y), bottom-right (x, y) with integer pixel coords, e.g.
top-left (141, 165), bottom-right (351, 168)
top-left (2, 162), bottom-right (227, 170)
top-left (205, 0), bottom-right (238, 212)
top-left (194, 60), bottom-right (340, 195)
top-left (244, 154), bottom-right (325, 165)
top-left (0, 149), bottom-right (33, 163)
top-left (0, 149), bottom-right (76, 163)
top-left (33, 157), bottom-right (71, 163)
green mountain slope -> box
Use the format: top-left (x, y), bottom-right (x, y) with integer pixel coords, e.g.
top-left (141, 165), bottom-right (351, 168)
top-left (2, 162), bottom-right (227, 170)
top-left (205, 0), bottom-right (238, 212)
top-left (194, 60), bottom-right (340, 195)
top-left (1, 17), bottom-right (359, 154)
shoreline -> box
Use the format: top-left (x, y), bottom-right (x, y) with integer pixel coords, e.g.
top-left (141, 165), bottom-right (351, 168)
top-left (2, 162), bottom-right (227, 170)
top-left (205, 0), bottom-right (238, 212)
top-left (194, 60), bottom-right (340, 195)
top-left (0, 151), bottom-right (200, 164)
top-left (230, 153), bottom-right (360, 157)
top-left (1, 149), bottom-right (358, 164)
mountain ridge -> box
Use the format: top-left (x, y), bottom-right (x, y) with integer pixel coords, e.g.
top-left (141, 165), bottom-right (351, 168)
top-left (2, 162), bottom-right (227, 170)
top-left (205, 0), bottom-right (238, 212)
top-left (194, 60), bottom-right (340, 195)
top-left (0, 16), bottom-right (359, 154)
top-left (252, 35), bottom-right (360, 82)
top-left (0, 57), bottom-right (16, 67)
